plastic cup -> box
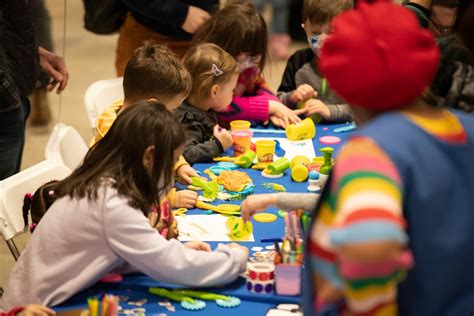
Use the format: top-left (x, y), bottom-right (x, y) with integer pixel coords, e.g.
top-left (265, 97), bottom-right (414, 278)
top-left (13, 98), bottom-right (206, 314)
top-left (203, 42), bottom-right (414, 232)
top-left (290, 156), bottom-right (311, 182)
top-left (230, 120), bottom-right (251, 131)
top-left (256, 140), bottom-right (276, 164)
top-left (266, 157), bottom-right (290, 175)
top-left (236, 150), bottom-right (256, 168)
top-left (232, 130), bottom-right (253, 156)
top-left (286, 118), bottom-right (316, 141)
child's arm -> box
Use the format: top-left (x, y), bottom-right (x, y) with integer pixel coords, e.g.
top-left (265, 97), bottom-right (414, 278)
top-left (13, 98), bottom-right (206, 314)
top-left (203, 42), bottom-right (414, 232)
top-left (104, 202), bottom-right (248, 288)
top-left (240, 193), bottom-right (320, 221)
top-left (182, 125), bottom-right (231, 165)
top-left (2, 305), bottom-right (56, 316)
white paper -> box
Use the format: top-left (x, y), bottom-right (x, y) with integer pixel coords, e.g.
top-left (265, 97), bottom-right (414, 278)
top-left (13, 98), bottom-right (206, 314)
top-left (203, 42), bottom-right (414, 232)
top-left (177, 214), bottom-right (255, 242)
top-left (252, 137), bottom-right (316, 161)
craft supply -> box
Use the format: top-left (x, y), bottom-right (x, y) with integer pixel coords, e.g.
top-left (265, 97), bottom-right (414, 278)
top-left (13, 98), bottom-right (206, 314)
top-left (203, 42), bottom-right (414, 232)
top-left (99, 273), bottom-right (123, 283)
top-left (87, 295), bottom-right (119, 316)
top-left (173, 290), bottom-right (241, 308)
top-left (191, 177), bottom-right (219, 201)
top-left (195, 201), bottom-right (241, 215)
top-left (232, 130), bottom-right (253, 156)
top-left (319, 147), bottom-right (334, 187)
top-left (255, 139), bottom-right (276, 164)
top-left (334, 122), bottom-right (356, 133)
top-left (217, 170), bottom-right (253, 192)
top-left (213, 156), bottom-right (237, 162)
top-left (278, 210), bottom-right (288, 218)
top-left (148, 288), bottom-right (206, 311)
top-left (286, 118), bottom-right (316, 141)
top-left (265, 157), bottom-right (290, 175)
top-left (247, 262), bottom-right (275, 294)
top-left (262, 182), bottom-right (286, 192)
top-left (234, 150), bottom-right (256, 168)
top-left (173, 208), bottom-right (188, 217)
top-left (319, 135), bottom-right (341, 145)
top-left (274, 264), bottom-right (301, 296)
top-left (307, 171), bottom-right (320, 192)
top-left (230, 120), bottom-right (251, 131)
top-left (274, 140), bottom-right (286, 157)
top-left (250, 128), bottom-right (286, 134)
top-left (261, 170), bottom-right (284, 178)
top-left (290, 156), bottom-right (310, 182)
top-left (227, 216), bottom-right (253, 241)
top-left (296, 100), bottom-right (323, 124)
top-left (260, 238), bottom-right (283, 243)
top-left (209, 166), bottom-right (230, 176)
top-left (253, 213), bottom-right (278, 223)
top-left (217, 162), bottom-right (239, 170)
top-left (252, 246), bottom-right (264, 252)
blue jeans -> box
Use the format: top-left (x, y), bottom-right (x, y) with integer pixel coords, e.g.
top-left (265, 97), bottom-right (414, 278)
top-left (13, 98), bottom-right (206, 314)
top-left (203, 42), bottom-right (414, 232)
top-left (0, 98), bottom-right (30, 180)
top-left (252, 0), bottom-right (289, 34)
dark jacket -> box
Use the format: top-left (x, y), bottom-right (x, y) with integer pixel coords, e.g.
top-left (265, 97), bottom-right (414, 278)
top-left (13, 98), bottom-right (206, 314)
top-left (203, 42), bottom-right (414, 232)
top-left (121, 0), bottom-right (218, 41)
top-left (175, 101), bottom-right (224, 165)
top-left (0, 0), bottom-right (38, 110)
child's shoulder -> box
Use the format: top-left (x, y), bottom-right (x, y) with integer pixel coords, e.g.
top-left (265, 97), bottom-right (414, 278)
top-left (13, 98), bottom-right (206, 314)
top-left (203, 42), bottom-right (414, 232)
top-left (175, 101), bottom-right (207, 122)
top-left (287, 48), bottom-right (315, 67)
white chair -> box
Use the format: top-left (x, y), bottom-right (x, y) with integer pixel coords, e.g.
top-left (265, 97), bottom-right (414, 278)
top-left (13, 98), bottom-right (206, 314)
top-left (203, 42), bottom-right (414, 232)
top-left (84, 77), bottom-right (124, 130)
top-left (45, 123), bottom-right (88, 171)
top-left (0, 160), bottom-right (72, 260)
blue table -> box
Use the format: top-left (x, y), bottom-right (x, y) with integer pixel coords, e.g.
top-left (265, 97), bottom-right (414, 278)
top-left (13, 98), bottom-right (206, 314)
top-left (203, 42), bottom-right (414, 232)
top-left (55, 122), bottom-right (353, 315)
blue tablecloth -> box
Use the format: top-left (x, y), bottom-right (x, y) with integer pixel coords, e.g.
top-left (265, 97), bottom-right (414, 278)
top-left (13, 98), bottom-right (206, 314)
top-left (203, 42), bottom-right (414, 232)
top-left (55, 122), bottom-right (354, 314)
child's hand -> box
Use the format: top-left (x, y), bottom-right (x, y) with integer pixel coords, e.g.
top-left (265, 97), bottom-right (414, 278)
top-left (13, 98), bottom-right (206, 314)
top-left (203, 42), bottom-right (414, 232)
top-left (18, 305), bottom-right (56, 316)
top-left (174, 190), bottom-right (198, 208)
top-left (290, 84), bottom-right (317, 104)
top-left (240, 194), bottom-right (278, 221)
top-left (302, 99), bottom-right (331, 120)
top-left (176, 164), bottom-right (198, 185)
top-left (213, 125), bottom-right (233, 150)
top-left (185, 241), bottom-right (212, 252)
top-left (227, 243), bottom-right (249, 257)
top-left (268, 100), bottom-right (303, 128)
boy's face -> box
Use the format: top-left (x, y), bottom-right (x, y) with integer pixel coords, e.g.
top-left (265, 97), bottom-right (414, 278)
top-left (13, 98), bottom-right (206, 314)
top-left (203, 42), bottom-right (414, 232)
top-left (302, 19), bottom-right (331, 38)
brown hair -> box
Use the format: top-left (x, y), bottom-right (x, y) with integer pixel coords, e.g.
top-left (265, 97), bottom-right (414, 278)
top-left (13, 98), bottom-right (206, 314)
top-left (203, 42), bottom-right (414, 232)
top-left (303, 0), bottom-right (353, 26)
top-left (123, 41), bottom-right (192, 103)
top-left (193, 1), bottom-right (268, 71)
top-left (55, 100), bottom-right (185, 215)
top-left (183, 43), bottom-right (239, 103)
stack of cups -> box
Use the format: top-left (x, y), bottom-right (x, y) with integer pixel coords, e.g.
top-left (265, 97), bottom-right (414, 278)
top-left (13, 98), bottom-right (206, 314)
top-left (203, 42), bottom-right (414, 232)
top-left (246, 262), bottom-right (275, 294)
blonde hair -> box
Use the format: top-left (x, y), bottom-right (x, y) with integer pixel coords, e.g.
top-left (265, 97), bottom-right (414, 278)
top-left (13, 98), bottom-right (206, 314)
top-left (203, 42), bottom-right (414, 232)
top-left (183, 43), bottom-right (239, 102)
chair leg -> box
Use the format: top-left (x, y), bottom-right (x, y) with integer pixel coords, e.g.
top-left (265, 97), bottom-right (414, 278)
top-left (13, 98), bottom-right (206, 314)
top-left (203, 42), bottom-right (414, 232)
top-left (6, 238), bottom-right (20, 261)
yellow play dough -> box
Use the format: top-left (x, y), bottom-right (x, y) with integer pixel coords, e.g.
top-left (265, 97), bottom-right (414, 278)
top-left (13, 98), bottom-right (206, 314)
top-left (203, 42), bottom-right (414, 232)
top-left (253, 213), bottom-right (278, 223)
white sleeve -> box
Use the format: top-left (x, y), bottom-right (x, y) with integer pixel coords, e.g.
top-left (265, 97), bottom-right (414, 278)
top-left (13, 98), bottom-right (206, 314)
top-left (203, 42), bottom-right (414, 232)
top-left (102, 195), bottom-right (247, 287)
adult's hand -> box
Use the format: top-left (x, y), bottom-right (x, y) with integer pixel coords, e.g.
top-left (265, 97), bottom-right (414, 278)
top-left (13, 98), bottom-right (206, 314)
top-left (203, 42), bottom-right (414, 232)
top-left (38, 47), bottom-right (69, 94)
top-left (182, 6), bottom-right (210, 34)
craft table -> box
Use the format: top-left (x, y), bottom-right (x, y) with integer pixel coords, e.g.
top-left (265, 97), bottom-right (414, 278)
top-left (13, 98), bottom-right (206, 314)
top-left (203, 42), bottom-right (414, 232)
top-left (55, 122), bottom-right (354, 315)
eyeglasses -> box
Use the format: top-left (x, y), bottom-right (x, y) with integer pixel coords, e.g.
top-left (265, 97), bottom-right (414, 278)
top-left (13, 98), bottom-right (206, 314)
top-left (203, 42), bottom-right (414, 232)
top-left (429, 18), bottom-right (455, 37)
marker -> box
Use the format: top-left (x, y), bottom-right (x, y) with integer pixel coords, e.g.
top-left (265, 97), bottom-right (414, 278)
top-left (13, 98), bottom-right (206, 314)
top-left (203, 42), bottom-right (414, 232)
top-left (260, 238), bottom-right (283, 243)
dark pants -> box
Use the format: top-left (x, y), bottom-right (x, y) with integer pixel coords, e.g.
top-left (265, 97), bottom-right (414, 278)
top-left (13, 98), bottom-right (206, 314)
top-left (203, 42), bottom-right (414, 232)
top-left (0, 98), bottom-right (30, 180)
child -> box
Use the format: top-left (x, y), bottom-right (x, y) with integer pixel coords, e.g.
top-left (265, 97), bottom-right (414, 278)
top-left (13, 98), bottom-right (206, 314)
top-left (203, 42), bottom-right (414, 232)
top-left (246, 2), bottom-right (474, 315)
top-left (277, 0), bottom-right (353, 122)
top-left (1, 305), bottom-right (55, 316)
top-left (0, 101), bottom-right (249, 308)
top-left (176, 43), bottom-right (239, 164)
top-left (193, 1), bottom-right (303, 128)
top-left (91, 41), bottom-right (198, 209)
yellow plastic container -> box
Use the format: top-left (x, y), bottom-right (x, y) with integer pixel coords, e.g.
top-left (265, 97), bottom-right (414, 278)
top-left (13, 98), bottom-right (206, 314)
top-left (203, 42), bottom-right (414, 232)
top-left (230, 120), bottom-right (251, 131)
top-left (232, 130), bottom-right (253, 156)
top-left (236, 150), bottom-right (256, 168)
top-left (255, 139), bottom-right (276, 164)
top-left (290, 156), bottom-right (311, 182)
top-left (285, 118), bottom-right (316, 141)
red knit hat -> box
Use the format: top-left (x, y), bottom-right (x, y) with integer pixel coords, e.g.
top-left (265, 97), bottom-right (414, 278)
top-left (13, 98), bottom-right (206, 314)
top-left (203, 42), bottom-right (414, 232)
top-left (320, 0), bottom-right (440, 111)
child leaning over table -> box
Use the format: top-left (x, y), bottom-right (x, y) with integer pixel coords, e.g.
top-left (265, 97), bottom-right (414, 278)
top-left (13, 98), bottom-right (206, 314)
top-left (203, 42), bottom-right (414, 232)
top-left (176, 43), bottom-right (239, 164)
top-left (90, 41), bottom-right (198, 212)
top-left (249, 2), bottom-right (474, 315)
top-left (277, 0), bottom-right (353, 123)
top-left (0, 101), bottom-right (249, 309)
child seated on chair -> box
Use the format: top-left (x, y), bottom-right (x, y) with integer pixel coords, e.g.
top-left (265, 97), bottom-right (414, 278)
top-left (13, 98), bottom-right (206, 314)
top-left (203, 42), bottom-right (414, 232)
top-left (90, 41), bottom-right (198, 211)
top-left (277, 0), bottom-right (353, 123)
top-left (1, 101), bottom-right (249, 308)
top-left (176, 43), bottom-right (239, 164)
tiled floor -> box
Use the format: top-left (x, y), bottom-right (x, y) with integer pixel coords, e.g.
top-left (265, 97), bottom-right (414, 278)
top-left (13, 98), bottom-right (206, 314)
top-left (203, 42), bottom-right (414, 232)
top-left (0, 1), bottom-right (305, 288)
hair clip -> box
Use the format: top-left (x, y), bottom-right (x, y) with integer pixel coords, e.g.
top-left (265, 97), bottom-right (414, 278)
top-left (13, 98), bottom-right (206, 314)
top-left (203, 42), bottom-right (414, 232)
top-left (48, 190), bottom-right (54, 197)
top-left (211, 64), bottom-right (223, 77)
top-left (29, 223), bottom-right (37, 232)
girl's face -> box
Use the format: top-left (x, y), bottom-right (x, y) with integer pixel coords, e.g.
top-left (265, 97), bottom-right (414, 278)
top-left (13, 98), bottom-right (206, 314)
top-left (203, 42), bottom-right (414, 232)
top-left (211, 74), bottom-right (239, 111)
top-left (236, 53), bottom-right (262, 72)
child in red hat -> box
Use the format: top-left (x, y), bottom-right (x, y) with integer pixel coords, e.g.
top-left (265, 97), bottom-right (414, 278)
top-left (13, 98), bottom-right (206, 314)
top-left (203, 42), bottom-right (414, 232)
top-left (303, 1), bottom-right (474, 315)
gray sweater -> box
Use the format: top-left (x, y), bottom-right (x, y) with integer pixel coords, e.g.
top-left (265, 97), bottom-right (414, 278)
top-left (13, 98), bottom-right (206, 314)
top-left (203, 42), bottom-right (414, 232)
top-left (0, 186), bottom-right (247, 308)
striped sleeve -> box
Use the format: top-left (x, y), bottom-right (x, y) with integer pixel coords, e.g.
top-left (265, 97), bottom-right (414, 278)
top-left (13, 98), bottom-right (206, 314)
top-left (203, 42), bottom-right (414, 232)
top-left (327, 136), bottom-right (413, 315)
